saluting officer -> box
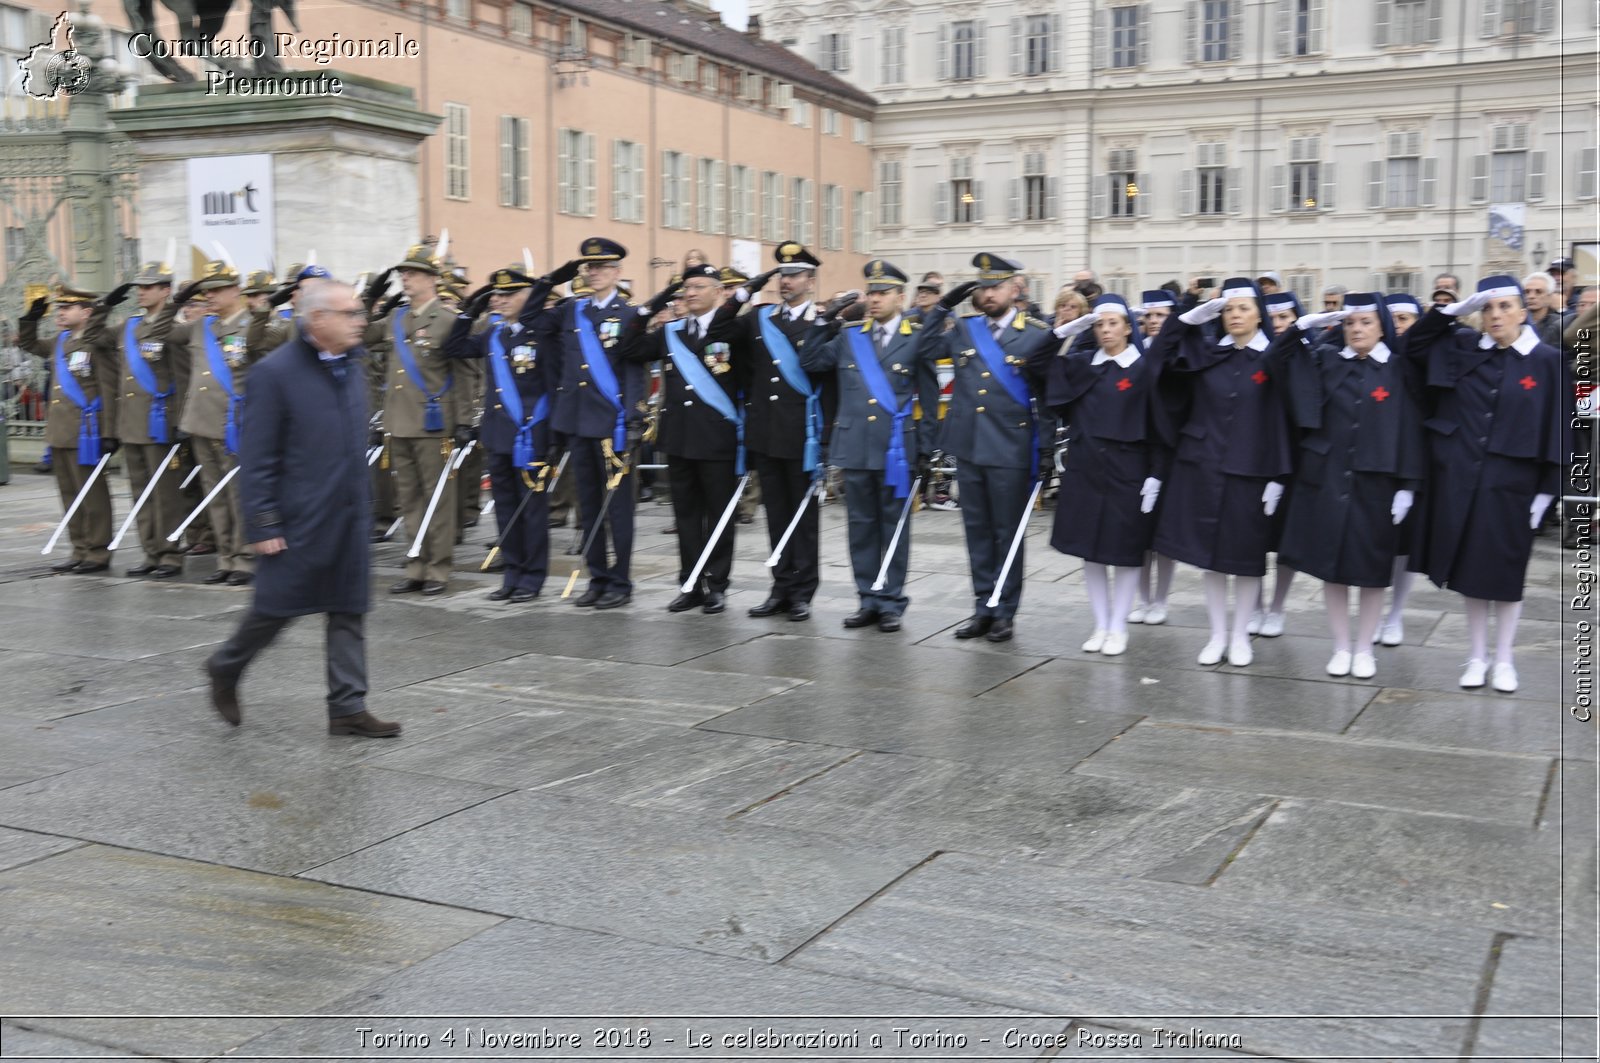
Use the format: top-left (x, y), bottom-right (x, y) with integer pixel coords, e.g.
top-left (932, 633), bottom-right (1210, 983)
top-left (443, 266), bottom-right (559, 602)
top-left (102, 260), bottom-right (187, 578)
top-left (547, 238), bottom-right (642, 609)
top-left (364, 244), bottom-right (479, 596)
top-left (18, 284), bottom-right (120, 573)
top-left (919, 254), bottom-right (1057, 642)
top-left (167, 261), bottom-right (291, 585)
top-left (707, 242), bottom-right (826, 622)
top-left (799, 260), bottom-right (941, 631)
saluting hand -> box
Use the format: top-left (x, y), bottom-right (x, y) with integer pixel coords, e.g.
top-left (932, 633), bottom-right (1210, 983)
top-left (20, 296), bottom-right (48, 322)
top-left (173, 280), bottom-right (204, 307)
top-left (741, 268), bottom-right (780, 299)
top-left (545, 259), bottom-right (584, 287)
top-left (101, 283), bottom-right (134, 309)
top-left (463, 284), bottom-right (494, 319)
top-left (1295, 309), bottom-right (1348, 332)
top-left (821, 290), bottom-right (861, 321)
top-left (1180, 296), bottom-right (1228, 325)
top-left (938, 281), bottom-right (979, 311)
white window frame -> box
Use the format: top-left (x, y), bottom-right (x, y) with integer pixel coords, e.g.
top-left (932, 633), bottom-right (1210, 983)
top-left (661, 150), bottom-right (692, 230)
top-left (611, 139), bottom-right (644, 224)
top-left (499, 115), bottom-right (530, 209)
top-left (880, 25), bottom-right (906, 84)
top-left (444, 102), bottom-right (470, 201)
top-left (878, 159), bottom-right (903, 227)
top-left (761, 171), bottom-right (786, 242)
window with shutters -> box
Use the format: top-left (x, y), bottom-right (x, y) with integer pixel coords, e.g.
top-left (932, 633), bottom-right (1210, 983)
top-left (878, 160), bottom-right (903, 227)
top-left (853, 118), bottom-right (871, 144)
top-left (1390, 0), bottom-right (1438, 45)
top-left (444, 103), bottom-right (470, 201)
top-left (821, 184), bottom-right (843, 250)
top-left (947, 21), bottom-right (983, 81)
top-left (1289, 137), bottom-right (1320, 211)
top-left (508, 1), bottom-right (533, 38)
top-left (700, 63), bottom-right (720, 94)
top-left (661, 151), bottom-right (690, 229)
top-left (792, 100), bottom-right (811, 128)
top-left (562, 16), bottom-right (586, 54)
top-left (1108, 149), bottom-right (1138, 218)
top-left (0, 5), bottom-right (33, 78)
top-left (1200, 0), bottom-right (1233, 61)
top-left (445, 0), bottom-right (469, 21)
top-left (1289, 273), bottom-right (1318, 305)
top-left (1385, 271), bottom-right (1423, 293)
top-left (729, 166), bottom-right (754, 238)
top-left (1196, 143), bottom-right (1227, 215)
top-left (1483, 0), bottom-right (1557, 37)
top-left (697, 158), bottom-right (726, 234)
top-left (1288, 0), bottom-right (1324, 54)
top-left (851, 191), bottom-right (869, 252)
top-left (1018, 14), bottom-right (1057, 75)
top-left (499, 116), bottom-right (530, 209)
top-left (622, 34), bottom-right (651, 68)
top-left (950, 156), bottom-right (978, 224)
top-left (1019, 151), bottom-right (1053, 222)
top-left (1580, 147), bottom-right (1598, 201)
top-left (1111, 5), bottom-right (1142, 67)
top-left (818, 31), bottom-right (850, 73)
top-left (1385, 131), bottom-right (1422, 208)
top-left (791, 177), bottom-right (814, 243)
top-left (557, 128), bottom-right (595, 217)
top-left (881, 26), bottom-right (906, 84)
top-left (611, 140), bottom-right (644, 224)
top-left (1480, 122), bottom-right (1546, 203)
top-left (760, 171), bottom-right (785, 242)
top-left (823, 109), bottom-right (840, 137)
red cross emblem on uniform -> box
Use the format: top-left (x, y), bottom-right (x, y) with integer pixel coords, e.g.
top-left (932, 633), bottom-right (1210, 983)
top-left (1116, 377), bottom-right (1133, 391)
top-left (1371, 386), bottom-right (1390, 402)
top-left (1251, 370), bottom-right (1269, 385)
top-left (1520, 375), bottom-right (1537, 390)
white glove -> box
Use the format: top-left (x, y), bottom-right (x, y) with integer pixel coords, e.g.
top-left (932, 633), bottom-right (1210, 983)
top-left (1179, 296), bottom-right (1228, 325)
top-left (1140, 477), bottom-right (1161, 514)
top-left (1531, 493), bottom-right (1554, 529)
top-left (1054, 309), bottom-right (1101, 341)
top-left (1295, 309), bottom-right (1348, 332)
top-left (1391, 489), bottom-right (1414, 525)
top-left (733, 287), bottom-right (751, 304)
top-left (1263, 481), bottom-right (1284, 516)
top-left (1442, 290), bottom-right (1492, 317)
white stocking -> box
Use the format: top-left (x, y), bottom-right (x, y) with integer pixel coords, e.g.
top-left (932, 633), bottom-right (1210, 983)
top-left (1386, 557), bottom-right (1415, 623)
top-left (1324, 583), bottom-right (1351, 653)
top-left (1493, 599), bottom-right (1523, 666)
top-left (1203, 571), bottom-right (1230, 642)
top-left (1231, 576), bottom-right (1263, 642)
top-left (1109, 566), bottom-right (1141, 634)
top-left (1464, 596), bottom-right (1491, 661)
top-left (1084, 562), bottom-right (1110, 632)
top-left (1355, 587), bottom-right (1386, 649)
top-left (1153, 553), bottom-right (1175, 606)
top-left (1270, 562), bottom-right (1297, 612)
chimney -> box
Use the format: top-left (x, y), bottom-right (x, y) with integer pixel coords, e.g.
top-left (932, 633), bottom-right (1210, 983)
top-left (746, 13), bottom-right (761, 36)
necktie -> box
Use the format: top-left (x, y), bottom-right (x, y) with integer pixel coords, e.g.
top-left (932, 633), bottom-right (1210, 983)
top-left (876, 325), bottom-right (888, 351)
top-left (991, 320), bottom-right (1004, 343)
top-left (687, 319), bottom-right (701, 342)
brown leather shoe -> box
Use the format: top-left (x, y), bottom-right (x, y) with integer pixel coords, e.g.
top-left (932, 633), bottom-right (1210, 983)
top-left (328, 710), bottom-right (401, 737)
top-left (207, 662), bottom-right (240, 726)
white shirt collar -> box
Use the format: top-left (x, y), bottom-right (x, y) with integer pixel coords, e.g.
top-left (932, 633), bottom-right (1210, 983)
top-left (1339, 341), bottom-right (1391, 364)
top-left (590, 289), bottom-right (617, 309)
top-left (987, 308), bottom-right (1017, 333)
top-left (872, 313), bottom-right (902, 338)
top-left (1091, 346), bottom-right (1141, 368)
top-left (1218, 330), bottom-right (1270, 352)
top-left (1477, 325), bottom-right (1540, 355)
top-left (785, 300), bottom-right (812, 321)
top-left (693, 307), bottom-right (718, 334)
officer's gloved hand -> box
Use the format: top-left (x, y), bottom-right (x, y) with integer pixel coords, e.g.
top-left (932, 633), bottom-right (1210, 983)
top-left (20, 296), bottom-right (48, 322)
top-left (820, 290), bottom-right (861, 322)
top-left (545, 259), bottom-right (584, 287)
top-left (1055, 309), bottom-right (1101, 341)
top-left (1531, 493), bottom-right (1554, 529)
top-left (369, 428), bottom-right (385, 448)
top-left (173, 281), bottom-right (203, 307)
top-left (643, 279), bottom-right (683, 318)
top-left (363, 267), bottom-right (396, 310)
top-left (914, 454), bottom-right (933, 487)
top-left (1391, 489), bottom-right (1414, 525)
top-left (736, 269), bottom-right (780, 303)
top-left (102, 437), bottom-right (121, 456)
top-left (938, 281), bottom-right (979, 311)
top-left (463, 284), bottom-right (494, 319)
top-left (100, 283), bottom-right (134, 309)
top-left (1180, 296), bottom-right (1228, 325)
top-left (1140, 477), bottom-right (1161, 514)
top-left (1295, 309), bottom-right (1348, 332)
top-left (377, 293), bottom-right (404, 320)
top-left (1442, 290), bottom-right (1493, 317)
top-left (1262, 481), bottom-right (1285, 516)
top-left (267, 284), bottom-right (295, 308)
top-left (452, 424), bottom-right (477, 450)
top-left (174, 429), bottom-right (191, 443)
top-left (625, 425), bottom-right (643, 453)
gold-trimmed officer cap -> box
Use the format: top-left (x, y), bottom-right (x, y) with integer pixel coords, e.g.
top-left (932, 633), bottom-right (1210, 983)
top-left (283, 263), bottom-right (306, 284)
top-left (578, 237), bottom-right (627, 263)
top-left (972, 252), bottom-right (1024, 287)
top-left (53, 283), bottom-right (99, 305)
top-left (197, 260), bottom-right (241, 291)
top-left (242, 269), bottom-right (277, 295)
top-left (131, 261), bottom-right (174, 286)
top-left (719, 266), bottom-right (749, 288)
top-left (862, 258), bottom-right (908, 292)
top-left (490, 267), bottom-right (534, 291)
top-left (681, 263), bottom-right (720, 283)
top-left (396, 244), bottom-right (441, 275)
top-left (775, 241), bottom-right (821, 273)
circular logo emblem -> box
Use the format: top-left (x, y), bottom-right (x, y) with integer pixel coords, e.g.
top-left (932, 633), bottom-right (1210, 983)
top-left (47, 49), bottom-right (92, 96)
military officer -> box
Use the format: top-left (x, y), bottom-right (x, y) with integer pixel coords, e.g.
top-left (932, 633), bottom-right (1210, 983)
top-left (18, 284), bottom-right (120, 573)
top-left (547, 238), bottom-right (643, 609)
top-left (919, 254), bottom-right (1057, 642)
top-left (443, 266), bottom-right (559, 601)
top-left (101, 260), bottom-right (187, 578)
top-left (799, 260), bottom-right (941, 631)
top-left (364, 244), bottom-right (480, 595)
top-left (707, 242), bottom-right (826, 621)
top-left (242, 270), bottom-right (277, 314)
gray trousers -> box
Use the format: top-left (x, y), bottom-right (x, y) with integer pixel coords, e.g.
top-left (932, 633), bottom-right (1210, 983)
top-left (210, 610), bottom-right (367, 717)
top-left (843, 468), bottom-right (911, 616)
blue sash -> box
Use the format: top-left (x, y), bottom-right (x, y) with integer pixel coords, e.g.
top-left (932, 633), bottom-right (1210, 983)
top-left (201, 315), bottom-right (245, 455)
top-left (665, 320), bottom-right (745, 475)
top-left (276, 307), bottom-right (293, 321)
top-left (573, 298), bottom-right (627, 452)
top-left (53, 332), bottom-right (102, 464)
top-left (488, 325), bottom-right (550, 469)
top-left (964, 316), bottom-right (1040, 480)
top-left (123, 316), bottom-right (173, 443)
top-left (391, 306), bottom-right (451, 432)
top-left (846, 325), bottom-right (914, 498)
top-left (758, 307), bottom-right (822, 474)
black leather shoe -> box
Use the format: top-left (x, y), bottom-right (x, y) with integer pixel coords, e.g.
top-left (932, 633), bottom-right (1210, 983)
top-left (328, 710), bottom-right (402, 737)
top-left (594, 590), bottom-right (631, 609)
top-left (748, 596), bottom-right (789, 617)
top-left (226, 571), bottom-right (252, 586)
top-left (574, 586), bottom-right (602, 607)
top-left (152, 564), bottom-right (182, 579)
top-left (75, 562), bottom-right (110, 574)
top-left (370, 530), bottom-right (389, 543)
top-left (420, 580), bottom-right (447, 596)
top-left (954, 616), bottom-right (994, 640)
top-left (487, 586), bottom-right (514, 601)
top-left (877, 614), bottom-right (903, 633)
top-left (186, 542), bottom-right (216, 556)
top-left (702, 591), bottom-right (726, 614)
top-left (389, 578), bottom-right (424, 594)
top-left (50, 559), bottom-right (81, 573)
top-left (667, 591), bottom-right (705, 612)
top-left (203, 570), bottom-right (230, 585)
top-left (788, 601), bottom-right (812, 622)
top-left (842, 608), bottom-right (880, 629)
top-left (125, 563), bottom-right (158, 577)
top-left (206, 661), bottom-right (240, 726)
top-left (985, 618), bottom-right (1015, 643)
top-left (510, 589), bottom-right (539, 603)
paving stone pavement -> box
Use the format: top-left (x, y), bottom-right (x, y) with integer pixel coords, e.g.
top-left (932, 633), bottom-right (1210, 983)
top-left (0, 468), bottom-right (1595, 1061)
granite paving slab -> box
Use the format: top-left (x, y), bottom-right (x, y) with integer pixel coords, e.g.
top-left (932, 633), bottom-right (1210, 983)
top-left (790, 852), bottom-right (1493, 1058)
top-left (417, 606), bottom-right (770, 668)
top-left (1469, 936), bottom-right (1599, 1060)
top-left (305, 791), bottom-right (925, 962)
top-left (0, 739), bottom-right (510, 874)
top-left (0, 649), bottom-right (210, 722)
top-left (0, 712), bottom-right (178, 790)
top-left (1343, 685), bottom-right (1588, 759)
top-left (0, 826), bottom-right (83, 872)
top-left (370, 711), bottom-right (853, 815)
top-left (0, 611), bottom-right (227, 662)
top-left (1071, 721), bottom-right (1552, 825)
top-left (739, 751), bottom-right (1274, 883)
top-left (1426, 613), bottom-right (1566, 654)
top-left (1213, 800), bottom-right (1573, 936)
top-left (0, 1023), bottom-right (120, 1058)
top-left (0, 845), bottom-right (499, 1060)
top-left (978, 657), bottom-right (1375, 734)
top-left (700, 683), bottom-right (1139, 774)
top-left (683, 633), bottom-right (1046, 696)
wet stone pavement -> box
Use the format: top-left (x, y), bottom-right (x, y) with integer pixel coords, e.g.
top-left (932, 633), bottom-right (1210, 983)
top-left (0, 467), bottom-right (1594, 1062)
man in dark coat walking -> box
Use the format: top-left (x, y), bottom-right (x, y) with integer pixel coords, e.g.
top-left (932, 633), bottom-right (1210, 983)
top-left (205, 281), bottom-right (401, 737)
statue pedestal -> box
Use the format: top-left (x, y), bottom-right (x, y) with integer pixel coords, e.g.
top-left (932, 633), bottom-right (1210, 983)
top-left (110, 72), bottom-right (440, 282)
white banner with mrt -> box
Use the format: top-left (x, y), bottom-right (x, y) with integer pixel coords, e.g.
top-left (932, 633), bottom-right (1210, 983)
top-left (186, 154), bottom-right (275, 276)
